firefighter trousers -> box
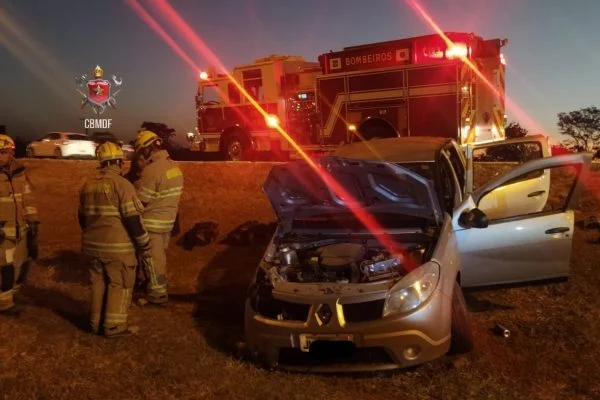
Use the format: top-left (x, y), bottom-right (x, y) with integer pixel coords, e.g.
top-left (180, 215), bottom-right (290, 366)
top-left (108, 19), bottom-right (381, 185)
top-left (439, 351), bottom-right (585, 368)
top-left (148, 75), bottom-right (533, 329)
top-left (89, 257), bottom-right (136, 336)
top-left (145, 232), bottom-right (170, 303)
top-left (0, 238), bottom-right (28, 311)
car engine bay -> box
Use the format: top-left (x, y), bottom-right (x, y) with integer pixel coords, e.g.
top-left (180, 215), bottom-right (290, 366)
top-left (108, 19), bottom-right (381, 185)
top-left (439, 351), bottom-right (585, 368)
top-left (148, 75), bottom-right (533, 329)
top-left (262, 231), bottom-right (437, 284)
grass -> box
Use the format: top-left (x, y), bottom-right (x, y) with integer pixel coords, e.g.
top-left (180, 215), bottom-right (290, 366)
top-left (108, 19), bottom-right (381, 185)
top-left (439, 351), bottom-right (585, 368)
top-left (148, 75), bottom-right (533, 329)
top-left (0, 159), bottom-right (599, 400)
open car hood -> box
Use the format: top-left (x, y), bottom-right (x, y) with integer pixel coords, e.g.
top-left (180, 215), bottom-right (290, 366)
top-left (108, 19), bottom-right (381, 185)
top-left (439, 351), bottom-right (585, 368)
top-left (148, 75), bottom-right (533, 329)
top-left (263, 156), bottom-right (443, 224)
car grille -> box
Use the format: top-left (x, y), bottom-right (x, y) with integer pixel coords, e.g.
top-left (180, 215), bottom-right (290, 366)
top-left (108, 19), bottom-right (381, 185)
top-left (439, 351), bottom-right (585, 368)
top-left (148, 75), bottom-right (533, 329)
top-left (278, 346), bottom-right (394, 368)
top-left (256, 298), bottom-right (310, 322)
top-left (342, 299), bottom-right (385, 323)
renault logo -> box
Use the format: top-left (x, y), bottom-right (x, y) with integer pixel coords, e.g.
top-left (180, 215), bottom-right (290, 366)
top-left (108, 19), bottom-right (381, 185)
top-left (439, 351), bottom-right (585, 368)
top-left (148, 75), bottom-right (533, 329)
top-left (316, 304), bottom-right (333, 325)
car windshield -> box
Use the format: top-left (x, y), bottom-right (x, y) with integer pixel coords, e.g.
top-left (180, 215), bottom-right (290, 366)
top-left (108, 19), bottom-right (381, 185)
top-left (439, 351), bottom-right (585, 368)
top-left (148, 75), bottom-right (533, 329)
top-left (67, 134), bottom-right (92, 141)
top-left (395, 162), bottom-right (435, 181)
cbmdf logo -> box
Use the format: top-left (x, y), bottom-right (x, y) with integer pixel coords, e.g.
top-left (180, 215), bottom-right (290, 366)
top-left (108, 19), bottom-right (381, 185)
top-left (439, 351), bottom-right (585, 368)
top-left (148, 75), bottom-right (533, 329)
top-left (75, 65), bottom-right (123, 115)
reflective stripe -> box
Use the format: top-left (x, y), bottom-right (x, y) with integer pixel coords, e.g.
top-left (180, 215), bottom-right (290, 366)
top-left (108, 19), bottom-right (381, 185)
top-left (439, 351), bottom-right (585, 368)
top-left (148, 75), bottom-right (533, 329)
top-left (155, 187), bottom-right (183, 199)
top-left (0, 193), bottom-right (21, 202)
top-left (138, 186), bottom-right (157, 200)
top-left (143, 218), bottom-right (175, 232)
top-left (25, 206), bottom-right (37, 215)
top-left (120, 201), bottom-right (140, 215)
top-left (83, 205), bottom-right (120, 216)
top-left (134, 232), bottom-right (150, 247)
top-left (105, 313), bottom-right (128, 325)
top-left (83, 240), bottom-right (135, 253)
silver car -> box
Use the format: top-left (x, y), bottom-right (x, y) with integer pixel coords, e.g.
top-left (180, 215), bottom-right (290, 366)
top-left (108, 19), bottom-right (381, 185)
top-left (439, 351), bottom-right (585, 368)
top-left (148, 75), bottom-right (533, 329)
top-left (244, 136), bottom-right (592, 372)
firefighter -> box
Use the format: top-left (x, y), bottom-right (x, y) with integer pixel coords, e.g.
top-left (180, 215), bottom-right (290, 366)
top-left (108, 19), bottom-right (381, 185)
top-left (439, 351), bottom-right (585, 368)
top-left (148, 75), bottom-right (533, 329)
top-left (78, 141), bottom-right (151, 337)
top-left (133, 130), bottom-right (183, 305)
top-left (0, 134), bottom-right (39, 316)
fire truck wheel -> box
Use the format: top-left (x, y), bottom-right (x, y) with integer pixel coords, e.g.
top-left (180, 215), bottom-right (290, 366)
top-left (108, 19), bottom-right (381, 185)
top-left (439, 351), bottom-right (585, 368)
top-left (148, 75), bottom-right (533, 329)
top-left (224, 134), bottom-right (252, 161)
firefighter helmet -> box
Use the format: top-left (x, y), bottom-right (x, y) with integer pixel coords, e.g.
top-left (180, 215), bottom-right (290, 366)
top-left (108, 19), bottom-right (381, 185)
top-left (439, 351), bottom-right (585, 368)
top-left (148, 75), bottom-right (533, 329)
top-left (0, 135), bottom-right (15, 151)
top-left (96, 141), bottom-right (124, 163)
top-left (134, 130), bottom-right (162, 151)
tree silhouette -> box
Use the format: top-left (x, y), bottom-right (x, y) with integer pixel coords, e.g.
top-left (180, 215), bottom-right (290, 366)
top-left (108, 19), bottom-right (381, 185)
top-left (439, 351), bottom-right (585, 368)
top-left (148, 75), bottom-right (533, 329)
top-left (504, 121), bottom-right (528, 139)
top-left (558, 106), bottom-right (600, 152)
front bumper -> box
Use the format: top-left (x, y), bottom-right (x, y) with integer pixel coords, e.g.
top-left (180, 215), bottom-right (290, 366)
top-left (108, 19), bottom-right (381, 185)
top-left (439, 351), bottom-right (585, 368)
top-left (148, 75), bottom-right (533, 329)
top-left (244, 288), bottom-right (451, 372)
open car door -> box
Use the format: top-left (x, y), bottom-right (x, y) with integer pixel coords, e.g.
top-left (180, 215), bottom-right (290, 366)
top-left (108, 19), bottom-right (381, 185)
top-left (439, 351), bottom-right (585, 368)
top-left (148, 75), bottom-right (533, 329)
top-left (464, 135), bottom-right (551, 219)
top-left (453, 153), bottom-right (592, 288)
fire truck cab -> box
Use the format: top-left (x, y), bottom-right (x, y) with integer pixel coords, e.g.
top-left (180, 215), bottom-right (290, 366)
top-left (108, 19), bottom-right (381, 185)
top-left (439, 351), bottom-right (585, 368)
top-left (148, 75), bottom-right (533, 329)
top-left (192, 55), bottom-right (321, 160)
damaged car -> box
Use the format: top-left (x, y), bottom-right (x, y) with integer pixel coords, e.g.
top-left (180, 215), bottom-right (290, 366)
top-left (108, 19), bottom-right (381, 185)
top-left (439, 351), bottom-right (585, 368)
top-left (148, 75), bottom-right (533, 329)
top-left (245, 136), bottom-right (592, 372)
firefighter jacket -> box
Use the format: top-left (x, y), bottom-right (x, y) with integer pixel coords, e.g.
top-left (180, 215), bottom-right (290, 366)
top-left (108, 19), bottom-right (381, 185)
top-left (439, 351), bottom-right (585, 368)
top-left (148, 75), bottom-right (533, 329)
top-left (0, 160), bottom-right (38, 243)
top-left (135, 150), bottom-right (183, 234)
top-left (78, 165), bottom-right (150, 264)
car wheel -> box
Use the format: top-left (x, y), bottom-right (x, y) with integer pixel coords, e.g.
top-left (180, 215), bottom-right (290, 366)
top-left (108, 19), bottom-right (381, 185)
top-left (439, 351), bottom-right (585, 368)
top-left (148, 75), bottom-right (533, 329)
top-left (26, 148), bottom-right (34, 158)
top-left (54, 148), bottom-right (63, 159)
top-left (224, 134), bottom-right (252, 161)
top-left (449, 282), bottom-right (474, 354)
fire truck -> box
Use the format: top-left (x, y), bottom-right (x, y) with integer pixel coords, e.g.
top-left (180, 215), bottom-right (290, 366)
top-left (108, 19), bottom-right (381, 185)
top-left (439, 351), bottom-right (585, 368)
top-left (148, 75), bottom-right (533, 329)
top-left (189, 32), bottom-right (508, 160)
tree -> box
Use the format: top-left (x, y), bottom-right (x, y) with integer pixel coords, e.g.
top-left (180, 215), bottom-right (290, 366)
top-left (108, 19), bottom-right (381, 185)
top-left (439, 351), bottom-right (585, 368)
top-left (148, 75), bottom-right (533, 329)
top-left (484, 121), bottom-right (529, 161)
top-left (557, 106), bottom-right (600, 152)
top-left (504, 121), bottom-right (528, 139)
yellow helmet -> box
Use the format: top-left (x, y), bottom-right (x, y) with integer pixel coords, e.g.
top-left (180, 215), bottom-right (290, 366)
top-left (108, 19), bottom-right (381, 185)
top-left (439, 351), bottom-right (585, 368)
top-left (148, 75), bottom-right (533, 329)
top-left (0, 134), bottom-right (15, 151)
top-left (96, 141), bottom-right (124, 163)
top-left (134, 130), bottom-right (161, 151)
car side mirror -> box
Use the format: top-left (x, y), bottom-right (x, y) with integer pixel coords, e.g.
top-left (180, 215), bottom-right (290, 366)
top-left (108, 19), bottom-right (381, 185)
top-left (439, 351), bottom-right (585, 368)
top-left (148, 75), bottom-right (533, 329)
top-left (458, 208), bottom-right (489, 229)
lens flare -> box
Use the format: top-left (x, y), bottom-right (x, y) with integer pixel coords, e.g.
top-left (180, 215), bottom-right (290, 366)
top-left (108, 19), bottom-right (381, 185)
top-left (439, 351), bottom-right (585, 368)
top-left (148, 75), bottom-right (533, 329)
top-left (128, 0), bottom-right (418, 268)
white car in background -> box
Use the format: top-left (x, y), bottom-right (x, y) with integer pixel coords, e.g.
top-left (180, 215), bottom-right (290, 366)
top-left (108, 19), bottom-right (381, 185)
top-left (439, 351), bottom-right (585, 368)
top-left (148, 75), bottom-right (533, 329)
top-left (26, 132), bottom-right (97, 159)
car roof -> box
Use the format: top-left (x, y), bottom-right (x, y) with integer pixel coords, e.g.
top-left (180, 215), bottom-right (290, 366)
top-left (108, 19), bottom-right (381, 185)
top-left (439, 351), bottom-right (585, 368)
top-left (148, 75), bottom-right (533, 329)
top-left (332, 136), bottom-right (451, 163)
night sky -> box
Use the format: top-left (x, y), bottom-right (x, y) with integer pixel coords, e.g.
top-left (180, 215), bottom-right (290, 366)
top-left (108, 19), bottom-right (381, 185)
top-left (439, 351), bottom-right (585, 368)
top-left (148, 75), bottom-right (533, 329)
top-left (1, 0), bottom-right (599, 144)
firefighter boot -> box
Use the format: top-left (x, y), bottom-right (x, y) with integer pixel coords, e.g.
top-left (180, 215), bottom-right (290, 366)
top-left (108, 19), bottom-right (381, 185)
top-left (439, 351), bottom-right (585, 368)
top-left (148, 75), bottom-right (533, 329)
top-left (0, 264), bottom-right (19, 316)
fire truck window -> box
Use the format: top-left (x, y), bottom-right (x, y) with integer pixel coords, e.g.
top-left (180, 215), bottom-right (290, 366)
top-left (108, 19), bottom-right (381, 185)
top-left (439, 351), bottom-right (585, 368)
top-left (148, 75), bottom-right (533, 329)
top-left (242, 69), bottom-right (263, 101)
top-left (202, 85), bottom-right (222, 104)
top-left (228, 83), bottom-right (241, 104)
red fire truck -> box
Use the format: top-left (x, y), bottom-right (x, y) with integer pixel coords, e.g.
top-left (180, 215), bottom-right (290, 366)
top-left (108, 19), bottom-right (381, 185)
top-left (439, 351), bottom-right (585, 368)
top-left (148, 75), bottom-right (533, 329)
top-left (189, 32), bottom-right (508, 160)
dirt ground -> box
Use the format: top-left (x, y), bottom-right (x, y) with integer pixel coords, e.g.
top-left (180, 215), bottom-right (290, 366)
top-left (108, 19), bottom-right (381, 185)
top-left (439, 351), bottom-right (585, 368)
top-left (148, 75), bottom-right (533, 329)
top-left (1, 159), bottom-right (599, 400)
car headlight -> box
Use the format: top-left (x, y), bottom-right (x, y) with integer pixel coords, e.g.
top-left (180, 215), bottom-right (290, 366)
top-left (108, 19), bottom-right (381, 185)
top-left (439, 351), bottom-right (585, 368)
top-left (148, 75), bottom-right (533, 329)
top-left (383, 261), bottom-right (440, 317)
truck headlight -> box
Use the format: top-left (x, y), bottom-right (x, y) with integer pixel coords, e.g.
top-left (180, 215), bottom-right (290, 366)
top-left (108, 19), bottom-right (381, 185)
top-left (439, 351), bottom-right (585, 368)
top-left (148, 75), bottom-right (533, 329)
top-left (383, 261), bottom-right (440, 317)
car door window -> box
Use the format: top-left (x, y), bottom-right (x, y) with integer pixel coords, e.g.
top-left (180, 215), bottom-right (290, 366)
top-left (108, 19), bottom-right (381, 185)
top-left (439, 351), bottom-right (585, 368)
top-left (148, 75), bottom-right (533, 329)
top-left (477, 163), bottom-right (581, 221)
top-left (472, 142), bottom-right (543, 191)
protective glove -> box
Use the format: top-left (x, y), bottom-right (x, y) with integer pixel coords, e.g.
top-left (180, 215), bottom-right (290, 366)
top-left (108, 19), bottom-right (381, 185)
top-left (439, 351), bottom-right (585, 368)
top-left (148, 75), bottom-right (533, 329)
top-left (137, 239), bottom-right (152, 260)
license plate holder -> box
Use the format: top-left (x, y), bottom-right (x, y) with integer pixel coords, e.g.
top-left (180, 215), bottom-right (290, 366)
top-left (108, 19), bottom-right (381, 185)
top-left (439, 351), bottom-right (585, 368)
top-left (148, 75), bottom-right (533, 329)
top-left (298, 333), bottom-right (355, 352)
